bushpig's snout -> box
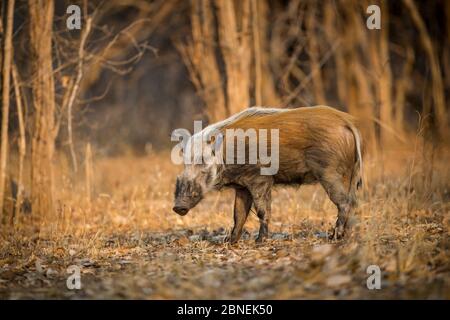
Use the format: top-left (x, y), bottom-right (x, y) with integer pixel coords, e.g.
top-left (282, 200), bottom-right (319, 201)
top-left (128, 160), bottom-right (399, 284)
top-left (173, 204), bottom-right (189, 216)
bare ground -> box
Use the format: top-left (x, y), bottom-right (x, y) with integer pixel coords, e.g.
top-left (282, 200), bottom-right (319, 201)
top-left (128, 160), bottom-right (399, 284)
top-left (0, 149), bottom-right (449, 299)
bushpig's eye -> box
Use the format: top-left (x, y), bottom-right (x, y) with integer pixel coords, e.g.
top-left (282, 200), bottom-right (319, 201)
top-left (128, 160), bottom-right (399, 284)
top-left (191, 191), bottom-right (199, 197)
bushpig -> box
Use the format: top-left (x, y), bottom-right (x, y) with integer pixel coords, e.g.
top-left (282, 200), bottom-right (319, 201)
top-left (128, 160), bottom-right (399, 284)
top-left (173, 106), bottom-right (363, 243)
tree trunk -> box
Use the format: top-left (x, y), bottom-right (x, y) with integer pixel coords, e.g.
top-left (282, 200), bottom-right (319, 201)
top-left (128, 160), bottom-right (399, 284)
top-left (251, 0), bottom-right (262, 106)
top-left (306, 3), bottom-right (326, 105)
top-left (256, 0), bottom-right (279, 106)
top-left (0, 0), bottom-right (15, 222)
top-left (377, 1), bottom-right (394, 146)
top-left (12, 64), bottom-right (26, 225)
top-left (216, 0), bottom-right (251, 115)
top-left (28, 0), bottom-right (56, 220)
top-left (177, 0), bottom-right (228, 123)
top-left (403, 0), bottom-right (448, 140)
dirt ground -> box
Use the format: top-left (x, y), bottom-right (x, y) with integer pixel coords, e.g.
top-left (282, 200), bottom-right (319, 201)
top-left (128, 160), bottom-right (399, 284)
top-left (0, 148), bottom-right (449, 299)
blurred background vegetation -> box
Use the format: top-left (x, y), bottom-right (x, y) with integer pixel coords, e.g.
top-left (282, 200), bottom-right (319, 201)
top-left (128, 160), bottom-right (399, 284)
top-left (0, 0), bottom-right (449, 219)
top-left (4, 0), bottom-right (450, 152)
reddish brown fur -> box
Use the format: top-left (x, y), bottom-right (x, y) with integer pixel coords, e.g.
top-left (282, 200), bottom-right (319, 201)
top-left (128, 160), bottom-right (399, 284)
top-left (174, 106), bottom-right (363, 243)
top-left (220, 106), bottom-right (363, 242)
top-left (223, 106), bottom-right (361, 187)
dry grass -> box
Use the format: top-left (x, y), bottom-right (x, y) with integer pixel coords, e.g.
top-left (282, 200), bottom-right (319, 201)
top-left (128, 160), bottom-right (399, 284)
top-left (0, 141), bottom-right (449, 299)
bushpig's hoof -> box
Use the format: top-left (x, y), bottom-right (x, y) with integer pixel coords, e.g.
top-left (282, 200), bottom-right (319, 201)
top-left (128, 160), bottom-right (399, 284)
top-left (255, 233), bottom-right (267, 244)
top-left (328, 226), bottom-right (345, 241)
top-left (225, 234), bottom-right (239, 245)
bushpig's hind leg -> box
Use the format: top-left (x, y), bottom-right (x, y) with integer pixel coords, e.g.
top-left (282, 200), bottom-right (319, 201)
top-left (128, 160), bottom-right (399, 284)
top-left (319, 173), bottom-right (354, 240)
top-left (228, 187), bottom-right (253, 244)
top-left (248, 182), bottom-right (272, 243)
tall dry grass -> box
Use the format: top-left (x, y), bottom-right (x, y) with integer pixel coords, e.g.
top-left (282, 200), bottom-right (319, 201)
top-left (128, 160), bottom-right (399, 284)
top-left (1, 131), bottom-right (448, 298)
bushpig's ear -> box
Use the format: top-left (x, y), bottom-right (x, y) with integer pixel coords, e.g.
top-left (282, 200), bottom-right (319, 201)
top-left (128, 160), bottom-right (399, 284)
top-left (171, 128), bottom-right (191, 153)
top-left (210, 132), bottom-right (223, 156)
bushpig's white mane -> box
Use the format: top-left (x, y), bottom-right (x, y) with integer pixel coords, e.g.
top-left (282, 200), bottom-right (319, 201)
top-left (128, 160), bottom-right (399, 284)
top-left (202, 106), bottom-right (288, 136)
top-left (185, 107), bottom-right (288, 166)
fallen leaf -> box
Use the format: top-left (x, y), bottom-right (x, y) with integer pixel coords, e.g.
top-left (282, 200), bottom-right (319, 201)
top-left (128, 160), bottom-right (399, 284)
top-left (311, 244), bottom-right (333, 262)
top-left (326, 275), bottom-right (352, 287)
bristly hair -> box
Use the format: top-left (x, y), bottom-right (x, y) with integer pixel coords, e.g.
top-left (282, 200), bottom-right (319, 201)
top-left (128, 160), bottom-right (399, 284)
top-left (184, 107), bottom-right (289, 165)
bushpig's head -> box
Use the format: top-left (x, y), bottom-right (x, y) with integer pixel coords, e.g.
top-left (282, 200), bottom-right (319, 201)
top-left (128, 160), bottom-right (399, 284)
top-left (173, 167), bottom-right (210, 215)
top-left (173, 132), bottom-right (223, 216)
